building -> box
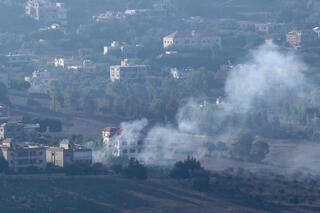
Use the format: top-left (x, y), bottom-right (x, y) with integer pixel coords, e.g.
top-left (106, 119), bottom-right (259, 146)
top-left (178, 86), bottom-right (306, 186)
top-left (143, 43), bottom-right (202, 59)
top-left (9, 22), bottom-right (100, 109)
top-left (109, 59), bottom-right (149, 82)
top-left (46, 140), bottom-right (92, 167)
top-left (237, 21), bottom-right (284, 34)
top-left (0, 122), bottom-right (24, 141)
top-left (102, 127), bottom-right (121, 145)
top-left (170, 68), bottom-right (193, 79)
top-left (102, 126), bottom-right (144, 159)
top-left (24, 70), bottom-right (51, 94)
top-left (254, 22), bottom-right (284, 34)
top-left (103, 41), bottom-right (125, 55)
top-left (0, 139), bottom-right (46, 172)
top-left (163, 30), bottom-right (221, 50)
top-left (82, 60), bottom-right (96, 72)
top-left (54, 58), bottom-right (95, 72)
top-left (5, 54), bottom-right (33, 66)
top-left (0, 68), bottom-right (9, 88)
top-left (54, 57), bottom-right (82, 69)
top-left (286, 30), bottom-right (319, 49)
top-left (26, 0), bottom-right (67, 26)
top-left (93, 11), bottom-right (125, 23)
top-left (0, 105), bottom-right (9, 123)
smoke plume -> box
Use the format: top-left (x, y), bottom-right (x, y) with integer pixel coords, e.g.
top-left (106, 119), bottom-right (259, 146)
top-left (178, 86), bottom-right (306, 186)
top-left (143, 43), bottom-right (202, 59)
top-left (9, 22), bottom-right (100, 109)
top-left (95, 43), bottom-right (318, 171)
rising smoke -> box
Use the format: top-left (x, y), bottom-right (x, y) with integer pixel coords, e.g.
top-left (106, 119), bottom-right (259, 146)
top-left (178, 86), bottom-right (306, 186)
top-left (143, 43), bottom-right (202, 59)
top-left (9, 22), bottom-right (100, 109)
top-left (95, 43), bottom-right (317, 169)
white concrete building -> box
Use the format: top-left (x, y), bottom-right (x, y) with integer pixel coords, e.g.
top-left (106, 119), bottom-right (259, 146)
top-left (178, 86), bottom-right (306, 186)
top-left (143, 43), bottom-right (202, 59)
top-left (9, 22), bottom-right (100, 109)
top-left (170, 68), bottom-right (192, 80)
top-left (103, 41), bottom-right (124, 55)
top-left (93, 11), bottom-right (125, 23)
top-left (109, 59), bottom-right (149, 82)
top-left (163, 30), bottom-right (221, 50)
top-left (102, 126), bottom-right (143, 160)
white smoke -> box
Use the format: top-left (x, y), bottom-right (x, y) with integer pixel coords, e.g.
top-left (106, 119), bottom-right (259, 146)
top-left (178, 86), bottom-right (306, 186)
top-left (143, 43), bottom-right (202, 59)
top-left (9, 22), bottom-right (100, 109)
top-left (223, 43), bottom-right (308, 113)
top-left (95, 43), bottom-right (319, 171)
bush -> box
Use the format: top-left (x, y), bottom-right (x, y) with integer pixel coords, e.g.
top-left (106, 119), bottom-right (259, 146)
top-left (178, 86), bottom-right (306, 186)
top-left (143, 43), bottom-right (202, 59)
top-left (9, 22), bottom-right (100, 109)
top-left (191, 169), bottom-right (210, 192)
top-left (122, 159), bottom-right (147, 180)
top-left (110, 164), bottom-right (123, 174)
top-left (249, 140), bottom-right (269, 162)
top-left (170, 157), bottom-right (203, 179)
top-left (0, 157), bottom-right (9, 173)
top-left (34, 118), bottom-right (62, 133)
top-left (10, 80), bottom-right (30, 90)
top-left (64, 163), bottom-right (92, 176)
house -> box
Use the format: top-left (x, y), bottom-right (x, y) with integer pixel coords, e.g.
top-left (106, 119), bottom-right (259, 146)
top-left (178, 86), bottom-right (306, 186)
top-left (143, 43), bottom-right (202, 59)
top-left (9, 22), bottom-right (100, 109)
top-left (93, 11), bottom-right (125, 23)
top-left (102, 127), bottom-right (120, 144)
top-left (103, 41), bottom-right (124, 55)
top-left (109, 59), bottom-right (149, 82)
top-left (0, 139), bottom-right (46, 172)
top-left (237, 21), bottom-right (256, 31)
top-left (46, 139), bottom-right (92, 167)
top-left (0, 122), bottom-right (24, 141)
top-left (54, 58), bottom-right (95, 72)
top-left (5, 54), bottom-right (33, 66)
top-left (170, 68), bottom-right (193, 79)
top-left (163, 30), bottom-right (221, 50)
top-left (0, 68), bottom-right (9, 88)
top-left (254, 23), bottom-right (284, 34)
top-left (54, 57), bottom-right (82, 69)
top-left (24, 70), bottom-right (51, 94)
top-left (286, 30), bottom-right (319, 49)
top-left (102, 126), bottom-right (144, 160)
top-left (26, 0), bottom-right (67, 26)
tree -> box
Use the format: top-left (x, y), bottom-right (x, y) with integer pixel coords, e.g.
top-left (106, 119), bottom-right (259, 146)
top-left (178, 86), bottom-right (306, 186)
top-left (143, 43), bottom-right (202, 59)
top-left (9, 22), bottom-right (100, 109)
top-left (170, 156), bottom-right (203, 179)
top-left (123, 159), bottom-right (147, 180)
top-left (82, 94), bottom-right (96, 113)
top-left (249, 141), bottom-right (270, 162)
top-left (0, 157), bottom-right (8, 173)
top-left (10, 80), bottom-right (30, 91)
top-left (34, 118), bottom-right (62, 133)
top-left (0, 82), bottom-right (10, 105)
top-left (230, 131), bottom-right (254, 160)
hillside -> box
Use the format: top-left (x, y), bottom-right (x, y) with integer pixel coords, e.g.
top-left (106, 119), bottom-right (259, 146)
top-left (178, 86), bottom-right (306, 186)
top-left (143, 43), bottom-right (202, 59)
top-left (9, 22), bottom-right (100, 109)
top-left (0, 174), bottom-right (319, 213)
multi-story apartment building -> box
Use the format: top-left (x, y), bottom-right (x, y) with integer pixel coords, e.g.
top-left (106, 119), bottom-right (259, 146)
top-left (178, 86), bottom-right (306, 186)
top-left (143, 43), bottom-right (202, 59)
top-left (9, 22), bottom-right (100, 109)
top-left (0, 139), bottom-right (46, 172)
top-left (163, 30), bottom-right (221, 50)
top-left (102, 126), bottom-right (144, 159)
top-left (109, 59), bottom-right (149, 82)
top-left (286, 30), bottom-right (319, 48)
top-left (46, 140), bottom-right (92, 167)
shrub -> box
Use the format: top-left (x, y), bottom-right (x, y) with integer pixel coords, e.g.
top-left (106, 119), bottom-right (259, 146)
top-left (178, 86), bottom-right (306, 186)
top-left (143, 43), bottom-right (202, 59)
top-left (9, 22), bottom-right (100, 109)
top-left (191, 169), bottom-right (210, 191)
top-left (122, 159), bottom-right (147, 180)
top-left (0, 157), bottom-right (8, 173)
top-left (170, 157), bottom-right (203, 179)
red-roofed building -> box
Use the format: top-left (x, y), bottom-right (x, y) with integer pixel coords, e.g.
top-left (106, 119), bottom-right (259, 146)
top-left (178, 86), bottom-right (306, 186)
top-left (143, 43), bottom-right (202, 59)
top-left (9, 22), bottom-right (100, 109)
top-left (102, 127), bottom-right (121, 144)
top-left (163, 30), bottom-right (221, 50)
top-left (102, 126), bottom-right (144, 159)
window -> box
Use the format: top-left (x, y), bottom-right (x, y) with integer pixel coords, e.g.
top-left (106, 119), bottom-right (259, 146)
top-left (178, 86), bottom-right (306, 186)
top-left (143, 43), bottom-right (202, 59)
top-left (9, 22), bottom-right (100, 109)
top-left (123, 149), bottom-right (128, 154)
